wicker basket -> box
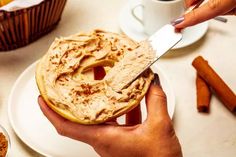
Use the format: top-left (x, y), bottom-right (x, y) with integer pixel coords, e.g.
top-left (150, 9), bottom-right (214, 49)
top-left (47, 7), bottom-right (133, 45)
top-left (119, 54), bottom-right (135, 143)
top-left (0, 0), bottom-right (67, 51)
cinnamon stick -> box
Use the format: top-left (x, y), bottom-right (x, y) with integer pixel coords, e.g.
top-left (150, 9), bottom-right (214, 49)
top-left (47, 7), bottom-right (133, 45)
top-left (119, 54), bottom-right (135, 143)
top-left (192, 56), bottom-right (236, 113)
top-left (196, 74), bottom-right (211, 112)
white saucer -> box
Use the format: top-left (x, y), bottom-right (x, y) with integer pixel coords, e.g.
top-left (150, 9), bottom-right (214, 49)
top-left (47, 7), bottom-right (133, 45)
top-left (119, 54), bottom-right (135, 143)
top-left (8, 61), bottom-right (175, 157)
top-left (119, 0), bottom-right (209, 49)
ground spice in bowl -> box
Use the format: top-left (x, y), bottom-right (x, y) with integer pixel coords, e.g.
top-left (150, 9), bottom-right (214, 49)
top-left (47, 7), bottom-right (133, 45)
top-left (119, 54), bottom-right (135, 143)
top-left (0, 132), bottom-right (8, 157)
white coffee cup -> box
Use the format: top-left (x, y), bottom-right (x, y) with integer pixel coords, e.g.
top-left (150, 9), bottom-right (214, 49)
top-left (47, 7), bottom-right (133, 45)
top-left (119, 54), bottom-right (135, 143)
top-left (131, 0), bottom-right (184, 35)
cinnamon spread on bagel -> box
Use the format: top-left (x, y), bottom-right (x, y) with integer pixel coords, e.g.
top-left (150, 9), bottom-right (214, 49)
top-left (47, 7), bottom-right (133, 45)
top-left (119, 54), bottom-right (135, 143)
top-left (36, 30), bottom-right (154, 124)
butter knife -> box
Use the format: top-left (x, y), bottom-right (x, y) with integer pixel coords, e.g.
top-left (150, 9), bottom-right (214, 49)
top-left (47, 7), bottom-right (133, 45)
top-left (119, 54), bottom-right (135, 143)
top-left (109, 0), bottom-right (227, 92)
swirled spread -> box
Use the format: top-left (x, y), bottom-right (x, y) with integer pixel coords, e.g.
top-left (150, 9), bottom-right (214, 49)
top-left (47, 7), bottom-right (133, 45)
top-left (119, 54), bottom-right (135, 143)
top-left (38, 30), bottom-right (154, 123)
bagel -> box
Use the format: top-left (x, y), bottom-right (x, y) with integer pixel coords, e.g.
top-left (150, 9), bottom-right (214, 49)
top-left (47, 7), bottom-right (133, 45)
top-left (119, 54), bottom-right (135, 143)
top-left (36, 30), bottom-right (154, 124)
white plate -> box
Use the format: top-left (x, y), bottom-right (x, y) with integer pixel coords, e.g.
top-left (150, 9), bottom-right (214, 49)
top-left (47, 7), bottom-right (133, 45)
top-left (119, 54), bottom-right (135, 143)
top-left (119, 0), bottom-right (209, 49)
top-left (8, 61), bottom-right (175, 157)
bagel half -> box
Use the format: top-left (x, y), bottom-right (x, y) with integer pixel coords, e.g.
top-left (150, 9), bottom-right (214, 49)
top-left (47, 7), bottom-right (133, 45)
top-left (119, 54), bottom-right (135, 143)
top-left (36, 30), bottom-right (154, 124)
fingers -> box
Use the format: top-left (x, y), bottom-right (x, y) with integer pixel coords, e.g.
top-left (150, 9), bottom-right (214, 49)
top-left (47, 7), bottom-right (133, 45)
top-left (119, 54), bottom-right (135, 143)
top-left (38, 96), bottom-right (107, 144)
top-left (175, 0), bottom-right (236, 29)
top-left (225, 8), bottom-right (236, 15)
top-left (125, 104), bottom-right (142, 126)
top-left (185, 0), bottom-right (200, 7)
top-left (38, 96), bottom-right (66, 126)
top-left (145, 74), bottom-right (169, 124)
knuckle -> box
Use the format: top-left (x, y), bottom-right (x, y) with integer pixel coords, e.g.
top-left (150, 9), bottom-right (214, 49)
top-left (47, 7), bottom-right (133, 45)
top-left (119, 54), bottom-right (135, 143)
top-left (56, 126), bottom-right (66, 136)
top-left (151, 118), bottom-right (173, 134)
top-left (187, 10), bottom-right (199, 26)
top-left (160, 117), bottom-right (171, 125)
top-left (184, 0), bottom-right (188, 7)
top-left (184, 0), bottom-right (194, 7)
top-left (55, 121), bottom-right (67, 136)
top-left (94, 131), bottom-right (103, 141)
top-left (151, 89), bottom-right (167, 100)
top-left (161, 119), bottom-right (174, 133)
top-left (92, 128), bottom-right (108, 145)
top-left (152, 116), bottom-right (170, 126)
top-left (92, 128), bottom-right (117, 148)
top-left (148, 117), bottom-right (173, 134)
top-left (208, 0), bottom-right (221, 10)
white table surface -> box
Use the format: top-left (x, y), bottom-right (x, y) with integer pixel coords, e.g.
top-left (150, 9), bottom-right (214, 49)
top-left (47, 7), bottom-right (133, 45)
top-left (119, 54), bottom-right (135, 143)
top-left (0, 0), bottom-right (236, 157)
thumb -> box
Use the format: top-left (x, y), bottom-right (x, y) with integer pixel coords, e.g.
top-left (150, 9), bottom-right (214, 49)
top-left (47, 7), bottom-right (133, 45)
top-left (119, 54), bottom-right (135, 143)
top-left (145, 74), bottom-right (169, 124)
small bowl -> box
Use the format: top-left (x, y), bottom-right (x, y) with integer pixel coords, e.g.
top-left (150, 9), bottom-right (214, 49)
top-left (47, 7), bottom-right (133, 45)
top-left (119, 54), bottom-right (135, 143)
top-left (0, 124), bottom-right (11, 157)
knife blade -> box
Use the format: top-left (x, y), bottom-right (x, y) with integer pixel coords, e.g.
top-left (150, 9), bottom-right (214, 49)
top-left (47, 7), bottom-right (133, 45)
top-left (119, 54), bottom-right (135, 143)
top-left (105, 24), bottom-right (182, 92)
top-left (122, 24), bottom-right (182, 90)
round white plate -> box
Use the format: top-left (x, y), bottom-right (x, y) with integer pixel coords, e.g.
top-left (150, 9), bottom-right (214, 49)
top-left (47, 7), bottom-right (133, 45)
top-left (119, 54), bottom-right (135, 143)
top-left (119, 0), bottom-right (209, 49)
top-left (8, 61), bottom-right (175, 157)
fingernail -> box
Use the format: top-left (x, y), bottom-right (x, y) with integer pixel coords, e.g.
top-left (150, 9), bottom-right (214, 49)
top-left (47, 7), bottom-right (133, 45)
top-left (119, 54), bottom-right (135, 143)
top-left (153, 73), bottom-right (160, 86)
top-left (171, 16), bottom-right (184, 26)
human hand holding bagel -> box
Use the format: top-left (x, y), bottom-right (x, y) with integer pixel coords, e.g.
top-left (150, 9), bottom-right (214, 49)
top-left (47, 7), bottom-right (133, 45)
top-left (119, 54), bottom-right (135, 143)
top-left (38, 74), bottom-right (182, 157)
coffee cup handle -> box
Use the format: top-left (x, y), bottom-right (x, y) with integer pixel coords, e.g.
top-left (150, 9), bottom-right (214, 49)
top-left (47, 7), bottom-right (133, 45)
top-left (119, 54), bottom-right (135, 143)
top-left (131, 4), bottom-right (144, 25)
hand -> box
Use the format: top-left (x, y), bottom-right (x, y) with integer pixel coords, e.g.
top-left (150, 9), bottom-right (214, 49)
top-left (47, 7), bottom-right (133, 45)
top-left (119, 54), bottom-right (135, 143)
top-left (38, 74), bottom-right (182, 157)
top-left (173, 0), bottom-right (236, 29)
